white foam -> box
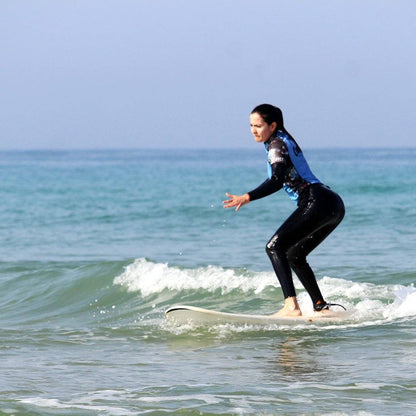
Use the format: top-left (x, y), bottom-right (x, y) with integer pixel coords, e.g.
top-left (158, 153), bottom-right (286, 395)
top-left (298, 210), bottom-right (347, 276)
top-left (20, 396), bottom-right (134, 416)
top-left (114, 258), bottom-right (276, 296)
top-left (384, 284), bottom-right (416, 319)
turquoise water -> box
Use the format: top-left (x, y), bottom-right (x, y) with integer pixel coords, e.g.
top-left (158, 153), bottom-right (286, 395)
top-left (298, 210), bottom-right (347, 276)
top-left (1, 148), bottom-right (415, 415)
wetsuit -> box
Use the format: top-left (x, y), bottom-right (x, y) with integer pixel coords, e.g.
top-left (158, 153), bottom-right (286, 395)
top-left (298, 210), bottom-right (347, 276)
top-left (248, 130), bottom-right (345, 310)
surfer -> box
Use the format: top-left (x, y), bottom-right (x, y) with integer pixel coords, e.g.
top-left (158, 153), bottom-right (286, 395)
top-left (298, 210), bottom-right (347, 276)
top-left (223, 104), bottom-right (345, 317)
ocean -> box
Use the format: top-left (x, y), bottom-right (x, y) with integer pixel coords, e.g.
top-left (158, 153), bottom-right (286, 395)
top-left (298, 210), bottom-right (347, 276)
top-left (1, 147), bottom-right (415, 416)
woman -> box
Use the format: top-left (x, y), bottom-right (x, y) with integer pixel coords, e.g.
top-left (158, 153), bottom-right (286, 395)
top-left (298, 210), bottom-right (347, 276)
top-left (223, 104), bottom-right (345, 317)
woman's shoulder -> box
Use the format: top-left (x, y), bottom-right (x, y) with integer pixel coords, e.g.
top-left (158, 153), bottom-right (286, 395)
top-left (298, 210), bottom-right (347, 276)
top-left (267, 137), bottom-right (288, 164)
top-left (268, 137), bottom-right (288, 152)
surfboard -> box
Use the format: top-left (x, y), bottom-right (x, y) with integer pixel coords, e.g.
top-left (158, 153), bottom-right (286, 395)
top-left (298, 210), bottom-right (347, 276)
top-left (165, 305), bottom-right (347, 326)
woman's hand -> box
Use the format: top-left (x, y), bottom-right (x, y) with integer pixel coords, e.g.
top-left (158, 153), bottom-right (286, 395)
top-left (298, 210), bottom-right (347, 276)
top-left (222, 193), bottom-right (250, 211)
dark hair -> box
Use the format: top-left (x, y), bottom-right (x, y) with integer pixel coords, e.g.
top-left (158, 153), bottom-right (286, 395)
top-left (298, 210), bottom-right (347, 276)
top-left (251, 104), bottom-right (284, 130)
top-left (251, 104), bottom-right (302, 150)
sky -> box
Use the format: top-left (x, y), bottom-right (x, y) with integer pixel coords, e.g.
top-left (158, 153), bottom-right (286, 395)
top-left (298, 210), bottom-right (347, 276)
top-left (1, 0), bottom-right (415, 150)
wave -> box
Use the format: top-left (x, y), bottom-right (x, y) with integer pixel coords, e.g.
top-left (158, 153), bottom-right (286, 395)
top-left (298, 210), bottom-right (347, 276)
top-left (114, 258), bottom-right (416, 326)
top-left (2, 258), bottom-right (414, 332)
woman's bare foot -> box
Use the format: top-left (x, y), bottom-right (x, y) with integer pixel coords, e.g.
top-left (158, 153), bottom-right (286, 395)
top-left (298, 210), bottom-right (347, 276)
top-left (270, 296), bottom-right (302, 317)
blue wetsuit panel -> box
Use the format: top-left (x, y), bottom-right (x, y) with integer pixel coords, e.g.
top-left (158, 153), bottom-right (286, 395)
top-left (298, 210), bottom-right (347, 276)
top-left (265, 131), bottom-right (320, 202)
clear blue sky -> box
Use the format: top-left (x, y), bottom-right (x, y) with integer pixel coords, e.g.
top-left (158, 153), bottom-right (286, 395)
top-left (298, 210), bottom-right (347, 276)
top-left (1, 0), bottom-right (415, 150)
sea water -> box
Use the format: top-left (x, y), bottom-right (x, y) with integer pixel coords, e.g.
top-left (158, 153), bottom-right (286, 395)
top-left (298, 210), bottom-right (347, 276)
top-left (0, 148), bottom-right (415, 415)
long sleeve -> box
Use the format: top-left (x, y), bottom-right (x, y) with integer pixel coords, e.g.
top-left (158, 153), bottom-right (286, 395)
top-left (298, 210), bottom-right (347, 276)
top-left (247, 162), bottom-right (286, 201)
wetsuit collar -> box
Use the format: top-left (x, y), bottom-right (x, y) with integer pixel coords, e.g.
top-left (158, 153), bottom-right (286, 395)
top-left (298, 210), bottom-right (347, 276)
top-left (264, 132), bottom-right (279, 149)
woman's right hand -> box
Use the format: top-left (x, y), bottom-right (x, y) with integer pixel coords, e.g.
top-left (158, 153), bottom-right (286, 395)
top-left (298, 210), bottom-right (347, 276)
top-left (222, 193), bottom-right (250, 211)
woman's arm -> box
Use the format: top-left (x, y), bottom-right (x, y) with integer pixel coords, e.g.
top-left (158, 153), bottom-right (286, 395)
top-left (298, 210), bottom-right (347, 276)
top-left (247, 162), bottom-right (285, 201)
top-left (223, 163), bottom-right (285, 211)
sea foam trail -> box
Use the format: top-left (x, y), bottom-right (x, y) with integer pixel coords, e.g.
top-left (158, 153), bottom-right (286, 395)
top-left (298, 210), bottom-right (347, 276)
top-left (114, 258), bottom-right (416, 323)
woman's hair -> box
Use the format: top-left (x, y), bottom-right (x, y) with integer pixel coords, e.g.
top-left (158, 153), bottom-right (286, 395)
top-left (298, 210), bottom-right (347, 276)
top-left (251, 104), bottom-right (284, 130)
top-left (251, 104), bottom-right (301, 150)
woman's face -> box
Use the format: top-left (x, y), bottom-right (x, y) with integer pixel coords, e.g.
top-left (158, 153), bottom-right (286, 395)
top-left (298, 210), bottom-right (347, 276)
top-left (250, 112), bottom-right (277, 143)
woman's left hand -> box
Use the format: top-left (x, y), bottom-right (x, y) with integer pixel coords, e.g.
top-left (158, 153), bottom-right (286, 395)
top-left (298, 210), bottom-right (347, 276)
top-left (222, 193), bottom-right (250, 211)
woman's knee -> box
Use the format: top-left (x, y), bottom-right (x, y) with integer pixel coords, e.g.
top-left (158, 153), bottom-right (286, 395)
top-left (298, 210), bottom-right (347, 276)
top-left (265, 234), bottom-right (285, 256)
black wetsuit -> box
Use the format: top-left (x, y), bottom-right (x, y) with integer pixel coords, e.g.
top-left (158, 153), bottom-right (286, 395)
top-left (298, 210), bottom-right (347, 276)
top-left (248, 130), bottom-right (345, 309)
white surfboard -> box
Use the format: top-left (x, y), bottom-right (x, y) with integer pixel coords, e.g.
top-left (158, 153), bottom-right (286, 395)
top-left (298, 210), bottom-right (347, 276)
top-left (165, 305), bottom-right (347, 326)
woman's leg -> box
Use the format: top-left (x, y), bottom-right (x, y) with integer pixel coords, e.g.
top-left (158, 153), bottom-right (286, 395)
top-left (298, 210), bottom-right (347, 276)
top-left (265, 211), bottom-right (313, 316)
top-left (287, 187), bottom-right (345, 307)
top-left (286, 222), bottom-right (340, 306)
top-left (266, 185), bottom-right (345, 310)
top-left (265, 205), bottom-right (318, 299)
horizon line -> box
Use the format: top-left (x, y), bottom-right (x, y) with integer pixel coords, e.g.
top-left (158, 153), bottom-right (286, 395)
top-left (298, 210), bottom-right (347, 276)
top-left (1, 145), bottom-right (415, 153)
